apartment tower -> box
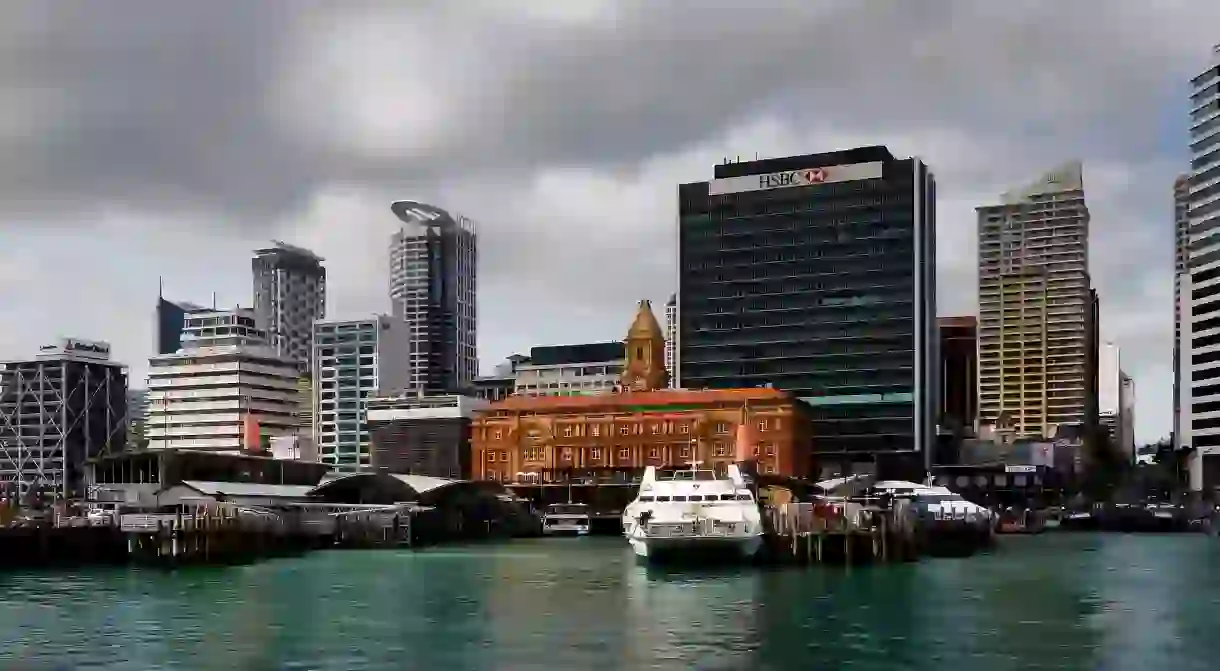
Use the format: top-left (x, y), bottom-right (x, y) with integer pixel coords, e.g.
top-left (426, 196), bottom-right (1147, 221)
top-left (146, 307), bottom-right (299, 453)
top-left (1185, 45), bottom-right (1220, 492)
top-left (1175, 175), bottom-right (1191, 442)
top-left (252, 241), bottom-right (326, 370)
top-left (976, 162), bottom-right (1092, 439)
top-left (389, 201), bottom-right (477, 394)
top-left (311, 315), bottom-right (411, 470)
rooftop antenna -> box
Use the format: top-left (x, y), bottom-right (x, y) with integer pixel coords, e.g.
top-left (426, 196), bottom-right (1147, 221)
top-left (211, 292), bottom-right (217, 310)
top-left (157, 276), bottom-right (163, 300)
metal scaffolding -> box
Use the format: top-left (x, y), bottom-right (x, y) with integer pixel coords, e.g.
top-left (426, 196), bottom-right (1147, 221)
top-left (0, 357), bottom-right (128, 500)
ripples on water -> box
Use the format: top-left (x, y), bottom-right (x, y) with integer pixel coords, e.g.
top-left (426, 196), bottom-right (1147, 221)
top-left (2, 534), bottom-right (1220, 670)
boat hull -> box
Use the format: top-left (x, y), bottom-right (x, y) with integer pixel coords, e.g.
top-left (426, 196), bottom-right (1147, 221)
top-left (627, 533), bottom-right (762, 564)
top-left (543, 522), bottom-right (590, 537)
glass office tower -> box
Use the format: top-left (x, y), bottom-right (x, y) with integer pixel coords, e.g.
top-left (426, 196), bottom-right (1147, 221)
top-left (677, 146), bottom-right (937, 477)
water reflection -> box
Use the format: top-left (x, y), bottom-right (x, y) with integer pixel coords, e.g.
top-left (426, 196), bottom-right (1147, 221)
top-left (624, 563), bottom-right (763, 669)
top-left (2, 535), bottom-right (1220, 669)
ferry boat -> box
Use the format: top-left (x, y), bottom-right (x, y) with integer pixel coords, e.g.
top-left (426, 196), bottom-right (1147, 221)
top-left (868, 481), bottom-right (995, 532)
top-left (541, 503), bottom-right (591, 536)
top-left (621, 462), bottom-right (763, 563)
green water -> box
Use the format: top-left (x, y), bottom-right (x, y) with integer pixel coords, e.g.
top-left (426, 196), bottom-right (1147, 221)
top-left (2, 534), bottom-right (1219, 670)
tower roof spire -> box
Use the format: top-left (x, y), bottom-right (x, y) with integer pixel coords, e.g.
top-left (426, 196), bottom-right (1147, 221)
top-left (627, 300), bottom-right (663, 339)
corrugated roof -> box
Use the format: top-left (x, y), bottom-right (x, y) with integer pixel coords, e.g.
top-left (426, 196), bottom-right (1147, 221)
top-left (309, 472), bottom-right (463, 497)
top-left (484, 387), bottom-right (792, 412)
top-left (179, 481), bottom-right (316, 498)
top-left (388, 473), bottom-right (460, 494)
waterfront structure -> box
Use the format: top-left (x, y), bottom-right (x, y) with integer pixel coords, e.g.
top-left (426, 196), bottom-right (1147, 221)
top-left (1176, 175), bottom-right (1191, 438)
top-left (472, 301), bottom-right (811, 481)
top-left (513, 342), bottom-right (626, 397)
top-left (664, 294), bottom-right (677, 388)
top-left (0, 338), bottom-right (128, 498)
top-left (252, 241), bottom-right (326, 370)
top-left (367, 392), bottom-right (488, 479)
top-left (677, 146), bottom-right (937, 476)
top-left (311, 315), bottom-right (411, 470)
top-left (86, 448), bottom-right (333, 506)
top-left (474, 387), bottom-right (809, 482)
top-left (976, 162), bottom-right (1095, 440)
top-left (938, 316), bottom-right (978, 434)
top-left (146, 307), bottom-right (300, 453)
top-left (389, 201), bottom-right (477, 394)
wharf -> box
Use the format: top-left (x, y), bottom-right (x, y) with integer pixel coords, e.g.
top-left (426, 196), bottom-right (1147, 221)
top-left (760, 499), bottom-right (994, 565)
top-left (761, 501), bottom-right (921, 565)
top-left (0, 502), bottom-right (426, 570)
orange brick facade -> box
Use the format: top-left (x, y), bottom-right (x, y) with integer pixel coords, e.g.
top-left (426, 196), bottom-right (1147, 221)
top-left (471, 388), bottom-right (811, 482)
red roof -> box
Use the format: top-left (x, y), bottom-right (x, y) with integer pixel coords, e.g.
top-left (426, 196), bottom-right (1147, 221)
top-left (483, 388), bottom-right (793, 413)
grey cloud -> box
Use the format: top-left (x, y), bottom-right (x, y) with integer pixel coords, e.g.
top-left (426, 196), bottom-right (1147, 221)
top-left (2, 0), bottom-right (1215, 443)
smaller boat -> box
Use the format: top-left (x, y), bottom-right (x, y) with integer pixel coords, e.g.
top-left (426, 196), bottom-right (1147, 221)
top-left (541, 503), bottom-right (591, 536)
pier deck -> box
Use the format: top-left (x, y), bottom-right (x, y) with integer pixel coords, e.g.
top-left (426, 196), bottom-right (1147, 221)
top-left (762, 501), bottom-right (922, 565)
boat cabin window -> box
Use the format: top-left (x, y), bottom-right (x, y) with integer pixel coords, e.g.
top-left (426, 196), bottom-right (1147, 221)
top-left (659, 469), bottom-right (719, 481)
top-left (913, 494), bottom-right (960, 504)
top-left (672, 495), bottom-right (688, 501)
top-left (688, 495), bottom-right (703, 501)
top-left (735, 494), bottom-right (752, 501)
top-left (546, 504), bottom-right (589, 515)
top-left (639, 496), bottom-right (654, 502)
top-left (655, 496), bottom-right (671, 502)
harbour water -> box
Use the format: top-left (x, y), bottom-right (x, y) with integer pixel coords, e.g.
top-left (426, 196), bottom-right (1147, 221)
top-left (2, 534), bottom-right (1220, 670)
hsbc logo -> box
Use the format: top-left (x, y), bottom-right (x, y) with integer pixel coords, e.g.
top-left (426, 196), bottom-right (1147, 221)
top-left (757, 168), bottom-right (829, 190)
top-left (708, 160), bottom-right (882, 196)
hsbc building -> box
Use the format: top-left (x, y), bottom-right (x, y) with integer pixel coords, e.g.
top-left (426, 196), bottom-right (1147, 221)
top-left (676, 146), bottom-right (938, 479)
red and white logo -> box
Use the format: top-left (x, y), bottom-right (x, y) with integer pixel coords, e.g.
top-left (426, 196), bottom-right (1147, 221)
top-left (802, 168), bottom-right (827, 183)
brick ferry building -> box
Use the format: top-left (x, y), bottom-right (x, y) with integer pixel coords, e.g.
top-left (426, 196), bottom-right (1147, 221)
top-left (471, 300), bottom-right (812, 519)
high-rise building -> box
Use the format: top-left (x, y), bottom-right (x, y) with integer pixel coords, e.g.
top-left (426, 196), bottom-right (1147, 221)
top-left (1186, 45), bottom-right (1220, 492)
top-left (976, 162), bottom-right (1093, 439)
top-left (664, 294), bottom-right (677, 388)
top-left (1119, 372), bottom-right (1136, 462)
top-left (312, 315), bottom-right (411, 471)
top-left (937, 316), bottom-right (978, 433)
top-left (1099, 341), bottom-right (1122, 442)
top-left (389, 201), bottom-right (477, 394)
top-left (1175, 176), bottom-right (1191, 445)
top-left (155, 291), bottom-right (205, 355)
top-left (252, 241), bottom-right (326, 370)
top-left (146, 307), bottom-right (300, 453)
top-left (0, 338), bottom-right (128, 498)
top-left (677, 146), bottom-right (937, 476)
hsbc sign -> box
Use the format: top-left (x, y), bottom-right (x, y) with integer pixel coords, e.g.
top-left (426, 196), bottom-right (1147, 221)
top-left (758, 168), bottom-right (826, 189)
top-left (708, 161), bottom-right (884, 196)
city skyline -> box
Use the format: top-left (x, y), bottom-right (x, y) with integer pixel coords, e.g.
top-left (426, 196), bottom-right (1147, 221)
top-left (3, 3), bottom-right (1214, 445)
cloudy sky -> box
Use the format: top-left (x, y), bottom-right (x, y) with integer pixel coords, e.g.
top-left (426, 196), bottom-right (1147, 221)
top-left (1, 1), bottom-right (1213, 444)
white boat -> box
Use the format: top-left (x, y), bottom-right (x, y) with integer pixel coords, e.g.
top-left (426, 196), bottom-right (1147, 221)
top-left (621, 462), bottom-right (763, 563)
top-left (542, 503), bottom-right (591, 536)
top-left (869, 480), bottom-right (994, 529)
